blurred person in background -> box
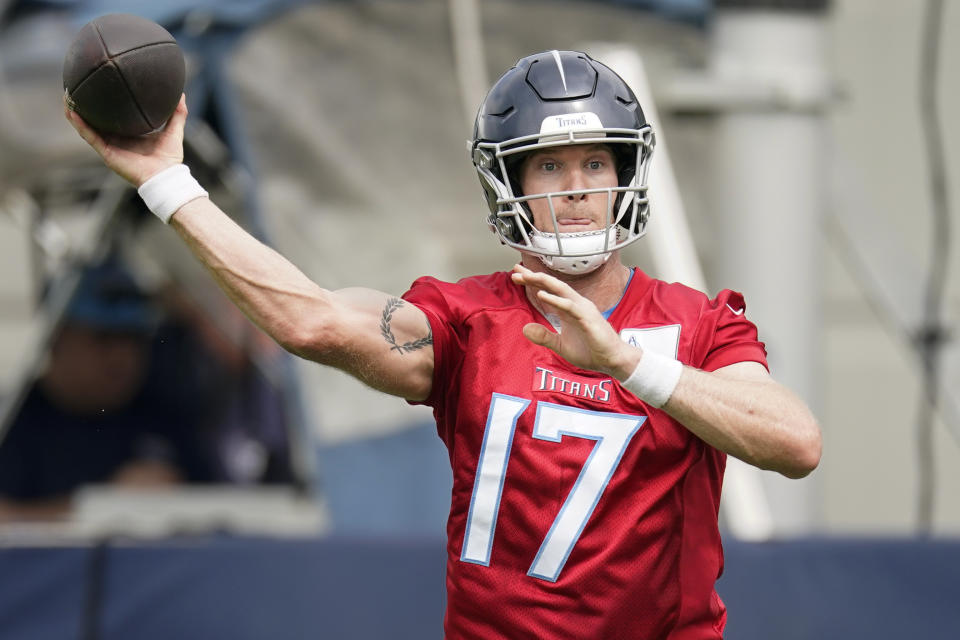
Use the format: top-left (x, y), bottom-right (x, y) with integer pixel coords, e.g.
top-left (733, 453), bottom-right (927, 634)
top-left (0, 259), bottom-right (217, 522)
top-left (65, 50), bottom-right (820, 638)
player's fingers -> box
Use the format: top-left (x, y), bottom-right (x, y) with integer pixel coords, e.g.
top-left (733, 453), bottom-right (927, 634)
top-left (511, 263), bottom-right (534, 286)
top-left (537, 289), bottom-right (601, 326)
top-left (64, 99), bottom-right (109, 155)
top-left (511, 265), bottom-right (548, 297)
top-left (521, 323), bottom-right (560, 352)
top-left (512, 263), bottom-right (546, 283)
top-left (536, 289), bottom-right (575, 314)
top-left (63, 97), bottom-right (90, 135)
top-left (160, 94), bottom-right (188, 140)
top-left (169, 94), bottom-right (188, 124)
top-left (512, 266), bottom-right (596, 324)
top-left (513, 264), bottom-right (579, 299)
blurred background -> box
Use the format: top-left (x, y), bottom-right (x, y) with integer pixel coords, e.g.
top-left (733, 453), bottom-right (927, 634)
top-left (0, 0), bottom-right (958, 638)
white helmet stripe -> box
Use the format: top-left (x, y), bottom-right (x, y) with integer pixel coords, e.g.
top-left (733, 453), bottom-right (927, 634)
top-left (550, 50), bottom-right (568, 93)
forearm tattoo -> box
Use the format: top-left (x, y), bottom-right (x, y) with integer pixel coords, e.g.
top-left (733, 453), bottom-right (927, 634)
top-left (380, 297), bottom-right (433, 354)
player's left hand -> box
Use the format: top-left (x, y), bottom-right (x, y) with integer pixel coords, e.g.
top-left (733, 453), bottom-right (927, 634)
top-left (511, 264), bottom-right (639, 379)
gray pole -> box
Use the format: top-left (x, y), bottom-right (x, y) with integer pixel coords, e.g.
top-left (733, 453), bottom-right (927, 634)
top-left (711, 0), bottom-right (829, 534)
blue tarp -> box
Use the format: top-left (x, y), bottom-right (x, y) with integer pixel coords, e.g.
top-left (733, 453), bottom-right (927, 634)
top-left (719, 538), bottom-right (960, 639)
top-left (0, 536), bottom-right (958, 639)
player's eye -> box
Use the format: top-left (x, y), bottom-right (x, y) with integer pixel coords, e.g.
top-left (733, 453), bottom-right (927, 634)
top-left (541, 161), bottom-right (558, 172)
top-left (586, 160), bottom-right (604, 170)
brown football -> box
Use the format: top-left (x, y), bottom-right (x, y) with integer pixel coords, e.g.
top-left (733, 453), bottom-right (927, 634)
top-left (63, 13), bottom-right (185, 137)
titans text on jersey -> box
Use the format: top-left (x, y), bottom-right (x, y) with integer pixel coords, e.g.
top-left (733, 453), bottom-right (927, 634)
top-left (533, 366), bottom-right (613, 403)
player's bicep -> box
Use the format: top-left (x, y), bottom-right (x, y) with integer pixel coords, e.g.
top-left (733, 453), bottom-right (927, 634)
top-left (320, 287), bottom-right (434, 401)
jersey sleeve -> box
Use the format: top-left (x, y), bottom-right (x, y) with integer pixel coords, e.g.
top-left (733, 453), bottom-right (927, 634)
top-left (696, 290), bottom-right (769, 372)
top-left (401, 276), bottom-right (463, 411)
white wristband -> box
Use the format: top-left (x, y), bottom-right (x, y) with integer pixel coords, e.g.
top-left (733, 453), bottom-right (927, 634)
top-left (137, 164), bottom-right (208, 224)
top-left (620, 351), bottom-right (684, 408)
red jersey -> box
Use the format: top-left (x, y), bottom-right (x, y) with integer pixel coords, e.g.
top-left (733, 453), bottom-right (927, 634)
top-left (402, 268), bottom-right (767, 639)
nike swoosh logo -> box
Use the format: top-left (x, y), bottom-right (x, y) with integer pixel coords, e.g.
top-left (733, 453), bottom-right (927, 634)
top-left (726, 304), bottom-right (745, 316)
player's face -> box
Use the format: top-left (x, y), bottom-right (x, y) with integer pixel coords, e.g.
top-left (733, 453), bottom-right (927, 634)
top-left (518, 144), bottom-right (618, 234)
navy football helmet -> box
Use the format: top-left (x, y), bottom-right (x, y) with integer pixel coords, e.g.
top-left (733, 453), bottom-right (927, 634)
top-left (471, 50), bottom-right (655, 273)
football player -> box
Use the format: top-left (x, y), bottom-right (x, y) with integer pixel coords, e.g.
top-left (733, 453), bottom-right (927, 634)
top-left (66, 49), bottom-right (821, 639)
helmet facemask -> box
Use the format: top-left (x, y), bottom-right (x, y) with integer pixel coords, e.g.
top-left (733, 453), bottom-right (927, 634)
top-left (475, 125), bottom-right (655, 274)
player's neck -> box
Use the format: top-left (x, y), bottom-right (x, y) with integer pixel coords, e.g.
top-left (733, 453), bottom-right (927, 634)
top-left (519, 254), bottom-right (632, 312)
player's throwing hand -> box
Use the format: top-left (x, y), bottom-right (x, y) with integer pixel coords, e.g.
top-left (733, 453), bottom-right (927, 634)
top-left (64, 93), bottom-right (187, 188)
top-left (511, 264), bottom-right (641, 380)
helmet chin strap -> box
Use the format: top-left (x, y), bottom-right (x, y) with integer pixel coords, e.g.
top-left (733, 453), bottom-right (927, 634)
top-left (528, 228), bottom-right (617, 275)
